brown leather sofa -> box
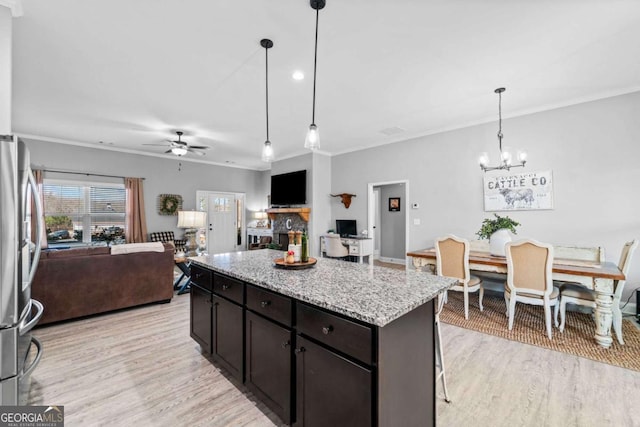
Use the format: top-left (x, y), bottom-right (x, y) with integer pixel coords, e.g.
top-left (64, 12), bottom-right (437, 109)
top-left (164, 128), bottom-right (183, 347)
top-left (31, 243), bottom-right (174, 325)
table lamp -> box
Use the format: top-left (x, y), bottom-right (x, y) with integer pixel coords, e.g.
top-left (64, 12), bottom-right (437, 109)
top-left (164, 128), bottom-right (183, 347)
top-left (255, 211), bottom-right (268, 228)
top-left (177, 210), bottom-right (207, 256)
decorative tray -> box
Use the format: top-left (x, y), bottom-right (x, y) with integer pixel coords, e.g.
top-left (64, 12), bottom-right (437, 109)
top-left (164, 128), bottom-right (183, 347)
top-left (274, 257), bottom-right (318, 270)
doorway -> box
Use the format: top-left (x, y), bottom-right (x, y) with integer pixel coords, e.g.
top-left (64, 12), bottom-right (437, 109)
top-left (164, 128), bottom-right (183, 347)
top-left (196, 191), bottom-right (245, 255)
top-left (367, 180), bottom-right (409, 264)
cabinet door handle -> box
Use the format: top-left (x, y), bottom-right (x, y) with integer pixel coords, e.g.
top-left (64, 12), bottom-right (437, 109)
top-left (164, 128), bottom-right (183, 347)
top-left (222, 284), bottom-right (230, 290)
top-left (294, 347), bottom-right (306, 354)
top-left (322, 325), bottom-right (334, 335)
top-left (281, 340), bottom-right (290, 349)
top-left (194, 273), bottom-right (202, 279)
top-left (260, 300), bottom-right (271, 308)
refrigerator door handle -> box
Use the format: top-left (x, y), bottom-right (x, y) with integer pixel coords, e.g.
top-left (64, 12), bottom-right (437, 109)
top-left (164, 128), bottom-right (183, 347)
top-left (18, 299), bottom-right (44, 336)
top-left (19, 336), bottom-right (43, 380)
top-left (26, 168), bottom-right (43, 288)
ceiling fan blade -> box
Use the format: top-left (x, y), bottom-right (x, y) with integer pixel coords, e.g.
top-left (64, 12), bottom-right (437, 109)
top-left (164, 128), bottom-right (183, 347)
top-left (164, 149), bottom-right (173, 154)
top-left (143, 143), bottom-right (171, 146)
top-left (187, 148), bottom-right (206, 156)
top-left (188, 145), bottom-right (210, 150)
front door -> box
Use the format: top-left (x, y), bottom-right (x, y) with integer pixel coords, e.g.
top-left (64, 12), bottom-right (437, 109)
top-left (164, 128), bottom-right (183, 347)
top-left (207, 193), bottom-right (238, 255)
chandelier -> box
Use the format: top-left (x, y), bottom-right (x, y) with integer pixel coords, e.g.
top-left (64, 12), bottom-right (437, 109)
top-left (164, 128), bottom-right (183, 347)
top-left (478, 87), bottom-right (527, 172)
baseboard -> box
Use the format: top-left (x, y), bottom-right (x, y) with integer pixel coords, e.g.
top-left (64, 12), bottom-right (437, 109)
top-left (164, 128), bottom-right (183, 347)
top-left (377, 257), bottom-right (405, 265)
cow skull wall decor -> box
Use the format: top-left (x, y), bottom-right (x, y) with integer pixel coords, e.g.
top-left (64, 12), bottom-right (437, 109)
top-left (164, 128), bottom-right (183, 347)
top-left (331, 193), bottom-right (356, 209)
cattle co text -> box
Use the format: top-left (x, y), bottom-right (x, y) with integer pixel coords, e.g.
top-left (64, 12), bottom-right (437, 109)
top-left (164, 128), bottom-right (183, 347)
top-left (486, 175), bottom-right (548, 190)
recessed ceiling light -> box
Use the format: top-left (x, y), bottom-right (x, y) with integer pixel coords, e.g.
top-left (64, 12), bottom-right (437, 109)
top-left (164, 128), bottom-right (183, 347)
top-left (292, 70), bottom-right (304, 81)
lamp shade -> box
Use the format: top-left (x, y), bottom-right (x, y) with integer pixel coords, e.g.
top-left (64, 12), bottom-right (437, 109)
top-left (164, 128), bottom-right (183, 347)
top-left (177, 210), bottom-right (207, 229)
top-left (254, 211), bottom-right (268, 220)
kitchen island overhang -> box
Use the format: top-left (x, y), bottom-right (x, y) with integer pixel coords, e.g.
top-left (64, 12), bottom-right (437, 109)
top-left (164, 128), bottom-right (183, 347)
top-left (188, 249), bottom-right (456, 427)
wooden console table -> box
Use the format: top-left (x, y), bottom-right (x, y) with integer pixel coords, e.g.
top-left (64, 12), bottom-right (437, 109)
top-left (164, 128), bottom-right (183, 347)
top-left (407, 247), bottom-right (625, 349)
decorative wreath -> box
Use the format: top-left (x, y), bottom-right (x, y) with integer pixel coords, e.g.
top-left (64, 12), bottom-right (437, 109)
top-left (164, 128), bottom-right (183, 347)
top-left (158, 194), bottom-right (183, 216)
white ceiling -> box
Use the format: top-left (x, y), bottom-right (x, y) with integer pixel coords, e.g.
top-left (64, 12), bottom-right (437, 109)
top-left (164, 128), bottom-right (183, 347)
top-left (11, 0), bottom-right (640, 170)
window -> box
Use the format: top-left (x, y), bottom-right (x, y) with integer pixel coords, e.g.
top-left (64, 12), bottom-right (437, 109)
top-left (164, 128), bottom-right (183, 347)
top-left (43, 179), bottom-right (126, 246)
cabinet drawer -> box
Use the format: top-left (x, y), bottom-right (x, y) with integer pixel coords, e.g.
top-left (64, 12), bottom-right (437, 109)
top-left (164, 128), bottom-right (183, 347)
top-left (190, 265), bottom-right (212, 291)
top-left (349, 245), bottom-right (360, 255)
top-left (296, 303), bottom-right (372, 365)
top-left (247, 285), bottom-right (292, 327)
top-left (213, 273), bottom-right (244, 304)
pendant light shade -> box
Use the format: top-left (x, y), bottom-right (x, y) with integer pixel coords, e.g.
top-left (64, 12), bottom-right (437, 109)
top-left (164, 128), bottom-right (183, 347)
top-left (305, 0), bottom-right (326, 151)
top-left (304, 124), bottom-right (319, 150)
top-left (261, 38), bottom-right (275, 163)
top-left (262, 140), bottom-right (273, 162)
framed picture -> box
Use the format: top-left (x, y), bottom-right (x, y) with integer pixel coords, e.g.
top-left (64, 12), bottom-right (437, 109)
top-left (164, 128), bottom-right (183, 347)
top-left (389, 197), bottom-right (401, 212)
top-left (483, 170), bottom-right (554, 211)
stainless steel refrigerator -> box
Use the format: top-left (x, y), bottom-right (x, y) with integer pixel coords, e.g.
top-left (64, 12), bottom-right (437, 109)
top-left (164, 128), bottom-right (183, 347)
top-left (0, 135), bottom-right (44, 405)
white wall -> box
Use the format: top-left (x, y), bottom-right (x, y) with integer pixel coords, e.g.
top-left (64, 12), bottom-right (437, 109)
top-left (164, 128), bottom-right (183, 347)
top-left (0, 5), bottom-right (12, 133)
top-left (24, 139), bottom-right (267, 237)
top-left (311, 153), bottom-right (332, 257)
top-left (331, 91), bottom-right (640, 302)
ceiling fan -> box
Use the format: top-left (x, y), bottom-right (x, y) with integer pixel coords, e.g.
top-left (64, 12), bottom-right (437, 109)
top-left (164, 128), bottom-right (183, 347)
top-left (144, 131), bottom-right (210, 156)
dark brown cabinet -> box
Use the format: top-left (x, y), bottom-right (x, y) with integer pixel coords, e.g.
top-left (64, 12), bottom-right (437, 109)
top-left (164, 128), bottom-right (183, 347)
top-left (211, 293), bottom-right (244, 382)
top-left (245, 310), bottom-right (292, 424)
top-left (190, 284), bottom-right (213, 354)
top-left (294, 336), bottom-right (372, 427)
top-left (190, 265), bottom-right (213, 354)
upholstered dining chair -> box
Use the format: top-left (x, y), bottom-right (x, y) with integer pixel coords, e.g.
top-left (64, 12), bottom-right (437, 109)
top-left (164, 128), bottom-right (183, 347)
top-left (558, 239), bottom-right (638, 344)
top-left (505, 239), bottom-right (559, 340)
top-left (323, 234), bottom-right (349, 259)
top-left (435, 234), bottom-right (484, 320)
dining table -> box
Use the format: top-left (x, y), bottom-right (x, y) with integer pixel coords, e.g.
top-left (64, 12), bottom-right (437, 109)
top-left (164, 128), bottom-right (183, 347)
top-left (407, 247), bottom-right (625, 349)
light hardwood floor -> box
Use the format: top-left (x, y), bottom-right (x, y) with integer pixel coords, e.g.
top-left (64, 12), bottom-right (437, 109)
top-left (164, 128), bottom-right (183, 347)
top-left (28, 291), bottom-right (640, 427)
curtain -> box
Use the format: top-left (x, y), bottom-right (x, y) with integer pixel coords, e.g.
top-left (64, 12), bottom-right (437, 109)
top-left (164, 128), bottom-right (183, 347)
top-left (32, 169), bottom-right (48, 249)
top-left (125, 177), bottom-right (148, 243)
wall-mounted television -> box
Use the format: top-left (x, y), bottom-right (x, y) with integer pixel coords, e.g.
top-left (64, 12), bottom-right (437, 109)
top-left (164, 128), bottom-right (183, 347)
top-left (336, 219), bottom-right (357, 238)
top-left (270, 170), bottom-right (307, 206)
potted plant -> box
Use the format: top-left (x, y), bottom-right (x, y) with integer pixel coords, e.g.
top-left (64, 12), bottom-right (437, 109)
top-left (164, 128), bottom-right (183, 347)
top-left (476, 214), bottom-right (521, 256)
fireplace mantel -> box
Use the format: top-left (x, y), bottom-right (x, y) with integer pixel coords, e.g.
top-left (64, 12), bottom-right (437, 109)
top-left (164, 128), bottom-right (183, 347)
top-left (267, 207), bottom-right (310, 222)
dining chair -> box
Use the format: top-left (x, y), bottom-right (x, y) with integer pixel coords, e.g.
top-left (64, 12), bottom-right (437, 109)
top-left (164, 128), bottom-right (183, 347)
top-left (323, 234), bottom-right (349, 259)
top-left (505, 239), bottom-right (559, 340)
top-left (435, 234), bottom-right (484, 320)
top-left (558, 239), bottom-right (638, 344)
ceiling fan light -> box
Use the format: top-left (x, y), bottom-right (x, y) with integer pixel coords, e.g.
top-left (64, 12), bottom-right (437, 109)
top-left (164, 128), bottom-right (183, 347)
top-left (305, 124), bottom-right (320, 150)
top-left (262, 140), bottom-right (274, 162)
top-left (171, 146), bottom-right (188, 156)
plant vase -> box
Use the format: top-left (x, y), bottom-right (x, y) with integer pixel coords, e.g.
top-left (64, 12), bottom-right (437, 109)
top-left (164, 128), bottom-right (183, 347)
top-left (489, 228), bottom-right (511, 257)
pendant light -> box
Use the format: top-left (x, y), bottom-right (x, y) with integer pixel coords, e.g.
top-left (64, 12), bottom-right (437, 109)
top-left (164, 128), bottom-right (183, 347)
top-left (261, 38), bottom-right (274, 163)
top-left (479, 87), bottom-right (527, 172)
top-left (304, 0), bottom-right (326, 151)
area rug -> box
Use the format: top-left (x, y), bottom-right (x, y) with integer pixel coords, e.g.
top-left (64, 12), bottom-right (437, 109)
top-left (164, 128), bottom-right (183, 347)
top-left (440, 291), bottom-right (640, 372)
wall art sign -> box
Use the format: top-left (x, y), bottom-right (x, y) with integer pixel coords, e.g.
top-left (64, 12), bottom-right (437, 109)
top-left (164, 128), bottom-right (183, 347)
top-left (483, 170), bottom-right (553, 211)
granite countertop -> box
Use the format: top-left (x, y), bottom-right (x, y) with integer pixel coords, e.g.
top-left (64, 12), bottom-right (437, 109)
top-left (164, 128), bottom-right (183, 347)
top-left (189, 249), bottom-right (456, 327)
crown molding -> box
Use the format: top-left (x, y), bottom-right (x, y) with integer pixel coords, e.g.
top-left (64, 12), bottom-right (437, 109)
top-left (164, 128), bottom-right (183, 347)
top-left (0, 0), bottom-right (23, 17)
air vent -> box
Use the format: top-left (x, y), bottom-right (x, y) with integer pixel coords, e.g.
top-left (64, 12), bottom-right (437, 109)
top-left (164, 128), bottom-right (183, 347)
top-left (379, 126), bottom-right (405, 136)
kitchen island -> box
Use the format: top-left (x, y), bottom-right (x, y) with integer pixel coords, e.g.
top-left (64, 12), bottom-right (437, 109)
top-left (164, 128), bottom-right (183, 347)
top-left (189, 249), bottom-right (456, 427)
